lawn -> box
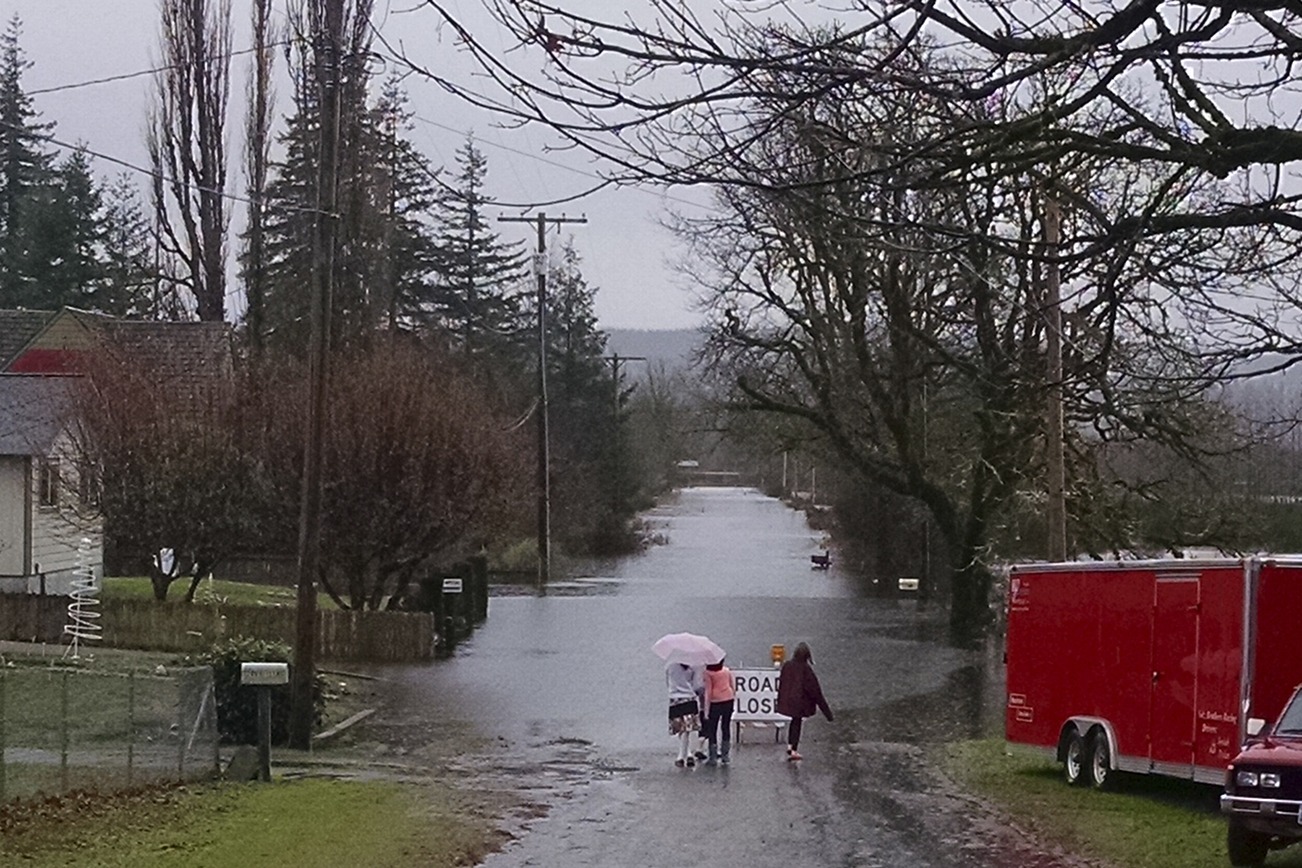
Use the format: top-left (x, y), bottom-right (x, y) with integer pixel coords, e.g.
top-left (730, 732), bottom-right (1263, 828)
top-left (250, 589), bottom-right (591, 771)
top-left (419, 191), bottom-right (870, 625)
top-left (941, 739), bottom-right (1302, 867)
top-left (0, 778), bottom-right (503, 868)
top-left (102, 577), bottom-right (338, 609)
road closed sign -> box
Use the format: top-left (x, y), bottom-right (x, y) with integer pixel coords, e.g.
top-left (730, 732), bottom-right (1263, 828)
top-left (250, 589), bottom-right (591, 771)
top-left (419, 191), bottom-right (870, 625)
top-left (731, 668), bottom-right (783, 722)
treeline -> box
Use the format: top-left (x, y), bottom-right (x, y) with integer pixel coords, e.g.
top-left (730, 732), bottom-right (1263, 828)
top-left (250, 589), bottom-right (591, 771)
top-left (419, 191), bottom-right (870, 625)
top-left (0, 7), bottom-right (672, 581)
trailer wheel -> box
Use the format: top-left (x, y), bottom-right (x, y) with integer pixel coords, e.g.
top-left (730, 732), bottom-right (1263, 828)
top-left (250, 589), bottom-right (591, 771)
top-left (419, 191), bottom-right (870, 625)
top-left (1085, 728), bottom-right (1112, 790)
top-left (1063, 729), bottom-right (1086, 786)
top-left (1227, 819), bottom-right (1269, 867)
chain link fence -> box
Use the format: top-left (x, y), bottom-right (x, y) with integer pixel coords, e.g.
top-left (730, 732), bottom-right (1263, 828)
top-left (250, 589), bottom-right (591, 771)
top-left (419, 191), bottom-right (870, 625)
top-left (0, 665), bottom-right (220, 801)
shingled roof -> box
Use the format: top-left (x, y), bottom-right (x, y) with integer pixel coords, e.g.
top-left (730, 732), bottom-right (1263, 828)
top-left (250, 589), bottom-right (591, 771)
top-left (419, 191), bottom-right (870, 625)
top-left (99, 320), bottom-right (234, 384)
top-left (0, 375), bottom-right (77, 456)
top-left (0, 308), bottom-right (233, 388)
top-left (0, 310), bottom-right (58, 370)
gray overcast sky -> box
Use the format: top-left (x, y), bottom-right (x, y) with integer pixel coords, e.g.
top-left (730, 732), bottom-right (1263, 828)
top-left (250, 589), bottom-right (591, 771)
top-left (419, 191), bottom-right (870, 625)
top-left (7, 0), bottom-right (710, 331)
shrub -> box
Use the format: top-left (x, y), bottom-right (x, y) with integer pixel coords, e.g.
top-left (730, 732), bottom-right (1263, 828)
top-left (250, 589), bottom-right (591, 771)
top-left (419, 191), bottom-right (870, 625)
top-left (177, 636), bottom-right (325, 745)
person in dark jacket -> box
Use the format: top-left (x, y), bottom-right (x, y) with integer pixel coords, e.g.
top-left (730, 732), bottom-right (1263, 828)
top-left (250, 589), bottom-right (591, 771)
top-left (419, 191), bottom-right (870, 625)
top-left (775, 641), bottom-right (833, 761)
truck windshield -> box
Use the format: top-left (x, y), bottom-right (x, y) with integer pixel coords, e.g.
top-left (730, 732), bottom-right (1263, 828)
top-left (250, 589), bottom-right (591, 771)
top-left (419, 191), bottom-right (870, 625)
top-left (1276, 694), bottom-right (1302, 734)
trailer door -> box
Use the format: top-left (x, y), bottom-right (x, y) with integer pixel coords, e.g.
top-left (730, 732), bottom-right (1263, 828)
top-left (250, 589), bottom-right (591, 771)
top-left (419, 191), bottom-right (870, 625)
top-left (1149, 574), bottom-right (1199, 777)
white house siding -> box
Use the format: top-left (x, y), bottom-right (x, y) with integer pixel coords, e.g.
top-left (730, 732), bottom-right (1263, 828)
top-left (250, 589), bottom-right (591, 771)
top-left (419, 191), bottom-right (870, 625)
top-left (0, 455), bottom-right (26, 577)
top-left (27, 434), bottom-right (101, 595)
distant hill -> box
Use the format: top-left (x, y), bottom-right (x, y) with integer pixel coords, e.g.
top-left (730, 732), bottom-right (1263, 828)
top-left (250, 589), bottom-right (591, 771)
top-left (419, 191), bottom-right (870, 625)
top-left (603, 328), bottom-right (702, 375)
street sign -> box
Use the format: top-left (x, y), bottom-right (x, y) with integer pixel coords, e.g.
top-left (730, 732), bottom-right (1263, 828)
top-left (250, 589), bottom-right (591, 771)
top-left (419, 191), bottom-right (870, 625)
top-left (442, 578), bottom-right (463, 593)
top-left (240, 662), bottom-right (289, 685)
top-left (731, 668), bottom-right (783, 722)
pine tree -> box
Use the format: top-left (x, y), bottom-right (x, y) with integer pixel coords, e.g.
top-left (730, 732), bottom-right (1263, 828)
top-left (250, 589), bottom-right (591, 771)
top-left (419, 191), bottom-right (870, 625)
top-left (260, 57), bottom-right (323, 355)
top-left (0, 14), bottom-right (56, 309)
top-left (261, 63), bottom-right (442, 354)
top-left (36, 149), bottom-right (104, 309)
top-left (531, 239), bottom-right (641, 553)
top-left (428, 135), bottom-right (526, 355)
top-left (372, 79), bottom-right (440, 333)
top-left (97, 174), bottom-right (157, 317)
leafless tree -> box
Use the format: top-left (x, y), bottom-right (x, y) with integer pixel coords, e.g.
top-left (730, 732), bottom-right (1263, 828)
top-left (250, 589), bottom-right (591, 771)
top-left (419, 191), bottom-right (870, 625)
top-left (387, 2), bottom-right (1302, 636)
top-left (246, 339), bottom-right (530, 610)
top-left (665, 31), bottom-right (1283, 636)
top-left (147, 0), bottom-right (232, 322)
top-left (70, 343), bottom-right (266, 603)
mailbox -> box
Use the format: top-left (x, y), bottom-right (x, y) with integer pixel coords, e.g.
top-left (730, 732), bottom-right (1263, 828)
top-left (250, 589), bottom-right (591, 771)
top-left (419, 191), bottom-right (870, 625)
top-left (240, 662), bottom-right (289, 686)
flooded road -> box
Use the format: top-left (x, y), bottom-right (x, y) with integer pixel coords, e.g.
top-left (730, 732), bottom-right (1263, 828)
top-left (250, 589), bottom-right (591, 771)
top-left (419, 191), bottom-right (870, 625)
top-left (375, 487), bottom-right (1095, 867)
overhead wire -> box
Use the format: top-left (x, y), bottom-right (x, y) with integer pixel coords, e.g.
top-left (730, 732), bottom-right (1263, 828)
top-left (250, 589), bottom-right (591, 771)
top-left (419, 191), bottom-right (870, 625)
top-left (27, 42), bottom-right (293, 98)
top-left (0, 119), bottom-right (332, 217)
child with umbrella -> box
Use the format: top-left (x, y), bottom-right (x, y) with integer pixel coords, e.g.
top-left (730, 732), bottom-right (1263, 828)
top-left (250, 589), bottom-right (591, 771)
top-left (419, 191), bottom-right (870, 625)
top-left (653, 633), bottom-right (724, 768)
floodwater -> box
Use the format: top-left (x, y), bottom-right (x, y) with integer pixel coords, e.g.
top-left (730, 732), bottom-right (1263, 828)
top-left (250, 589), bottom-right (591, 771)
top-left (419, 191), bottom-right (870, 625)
top-left (377, 487), bottom-right (1091, 867)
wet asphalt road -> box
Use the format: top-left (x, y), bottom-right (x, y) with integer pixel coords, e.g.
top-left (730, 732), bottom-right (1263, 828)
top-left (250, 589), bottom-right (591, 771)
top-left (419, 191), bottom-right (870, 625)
top-left (377, 487), bottom-right (1101, 868)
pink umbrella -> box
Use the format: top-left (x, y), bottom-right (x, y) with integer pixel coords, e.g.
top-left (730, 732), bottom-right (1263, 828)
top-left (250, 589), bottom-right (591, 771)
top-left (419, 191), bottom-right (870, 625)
top-left (651, 632), bottom-right (725, 667)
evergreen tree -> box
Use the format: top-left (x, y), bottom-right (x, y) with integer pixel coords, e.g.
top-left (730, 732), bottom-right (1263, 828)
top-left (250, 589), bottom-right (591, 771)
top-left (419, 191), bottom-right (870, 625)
top-left (262, 62), bottom-right (442, 354)
top-left (428, 135), bottom-right (526, 355)
top-left (372, 79), bottom-right (440, 333)
top-left (531, 240), bottom-right (642, 552)
top-left (97, 174), bottom-right (158, 317)
top-left (34, 148), bottom-right (104, 308)
top-left (0, 14), bottom-right (56, 309)
top-left (260, 55), bottom-right (324, 355)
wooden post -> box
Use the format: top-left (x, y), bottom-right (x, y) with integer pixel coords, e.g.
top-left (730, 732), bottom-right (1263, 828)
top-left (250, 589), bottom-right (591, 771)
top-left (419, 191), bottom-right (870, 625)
top-left (60, 671), bottom-right (69, 791)
top-left (498, 212), bottom-right (587, 586)
top-left (291, 0), bottom-right (343, 752)
top-left (256, 687), bottom-right (272, 783)
top-left (0, 671), bottom-right (6, 800)
top-left (127, 671), bottom-right (135, 786)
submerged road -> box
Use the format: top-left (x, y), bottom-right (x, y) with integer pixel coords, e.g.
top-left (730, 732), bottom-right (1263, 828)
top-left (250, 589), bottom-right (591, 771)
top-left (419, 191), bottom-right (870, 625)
top-left (376, 487), bottom-right (1100, 868)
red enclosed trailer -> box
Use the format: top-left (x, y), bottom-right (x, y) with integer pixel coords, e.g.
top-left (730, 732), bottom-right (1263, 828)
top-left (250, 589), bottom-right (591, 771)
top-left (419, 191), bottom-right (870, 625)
top-left (1005, 557), bottom-right (1302, 788)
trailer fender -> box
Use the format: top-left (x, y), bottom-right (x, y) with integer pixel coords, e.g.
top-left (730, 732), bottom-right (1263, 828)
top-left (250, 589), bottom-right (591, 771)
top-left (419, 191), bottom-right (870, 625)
top-left (1067, 716), bottom-right (1118, 771)
top-left (1055, 722), bottom-right (1081, 764)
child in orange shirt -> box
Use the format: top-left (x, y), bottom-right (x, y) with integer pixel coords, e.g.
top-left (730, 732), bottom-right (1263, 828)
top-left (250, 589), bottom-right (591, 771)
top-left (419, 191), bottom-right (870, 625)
top-left (702, 658), bottom-right (736, 765)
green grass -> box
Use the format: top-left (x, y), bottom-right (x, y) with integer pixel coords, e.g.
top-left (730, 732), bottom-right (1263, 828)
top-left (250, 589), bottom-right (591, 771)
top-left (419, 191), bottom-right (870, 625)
top-left (941, 739), bottom-right (1302, 867)
top-left (102, 577), bottom-right (338, 609)
top-left (0, 778), bottom-right (501, 868)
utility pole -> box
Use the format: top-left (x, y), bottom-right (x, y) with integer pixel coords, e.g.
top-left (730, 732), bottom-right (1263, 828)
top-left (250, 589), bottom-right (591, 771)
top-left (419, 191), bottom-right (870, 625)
top-left (604, 353), bottom-right (647, 414)
top-left (498, 212), bottom-right (586, 585)
top-left (290, 0), bottom-right (342, 751)
top-left (1043, 187), bottom-right (1067, 563)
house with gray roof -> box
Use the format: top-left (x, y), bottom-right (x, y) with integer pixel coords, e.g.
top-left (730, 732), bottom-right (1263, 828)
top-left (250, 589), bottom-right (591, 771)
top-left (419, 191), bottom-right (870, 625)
top-left (0, 375), bottom-right (102, 594)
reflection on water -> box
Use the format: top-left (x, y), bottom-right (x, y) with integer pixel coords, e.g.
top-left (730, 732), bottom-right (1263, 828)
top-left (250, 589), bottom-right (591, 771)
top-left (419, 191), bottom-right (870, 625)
top-left (395, 485), bottom-right (1002, 753)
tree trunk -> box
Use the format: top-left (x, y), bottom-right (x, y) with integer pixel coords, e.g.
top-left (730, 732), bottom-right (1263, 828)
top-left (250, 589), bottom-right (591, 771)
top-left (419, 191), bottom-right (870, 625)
top-left (148, 566), bottom-right (175, 602)
top-left (182, 557), bottom-right (219, 603)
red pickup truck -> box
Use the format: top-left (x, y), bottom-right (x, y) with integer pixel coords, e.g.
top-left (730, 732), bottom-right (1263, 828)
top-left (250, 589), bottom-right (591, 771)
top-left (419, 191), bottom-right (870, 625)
top-left (1223, 686), bottom-right (1302, 866)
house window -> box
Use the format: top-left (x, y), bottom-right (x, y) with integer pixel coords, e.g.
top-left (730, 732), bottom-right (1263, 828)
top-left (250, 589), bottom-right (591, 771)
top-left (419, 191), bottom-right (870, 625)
top-left (78, 462), bottom-right (100, 509)
top-left (38, 460), bottom-right (59, 507)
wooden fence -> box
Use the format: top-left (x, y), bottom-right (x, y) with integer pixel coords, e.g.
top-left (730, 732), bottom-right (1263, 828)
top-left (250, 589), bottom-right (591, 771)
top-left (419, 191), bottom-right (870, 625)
top-left (0, 594), bottom-right (435, 662)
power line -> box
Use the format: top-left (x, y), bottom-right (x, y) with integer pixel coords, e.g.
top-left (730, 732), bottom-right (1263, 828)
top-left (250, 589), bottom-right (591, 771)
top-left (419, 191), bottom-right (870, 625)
top-left (0, 120), bottom-right (331, 217)
top-left (409, 112), bottom-right (717, 213)
top-left (27, 43), bottom-right (293, 98)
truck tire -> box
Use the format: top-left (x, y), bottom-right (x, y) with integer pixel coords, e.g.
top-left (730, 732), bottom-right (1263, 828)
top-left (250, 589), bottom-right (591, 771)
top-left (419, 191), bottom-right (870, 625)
top-left (1063, 729), bottom-right (1086, 786)
top-left (1227, 819), bottom-right (1269, 866)
top-left (1085, 728), bottom-right (1112, 790)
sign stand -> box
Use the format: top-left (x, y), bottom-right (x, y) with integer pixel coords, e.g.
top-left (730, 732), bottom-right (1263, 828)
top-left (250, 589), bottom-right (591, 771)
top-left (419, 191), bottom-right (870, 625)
top-left (730, 667), bottom-right (787, 743)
